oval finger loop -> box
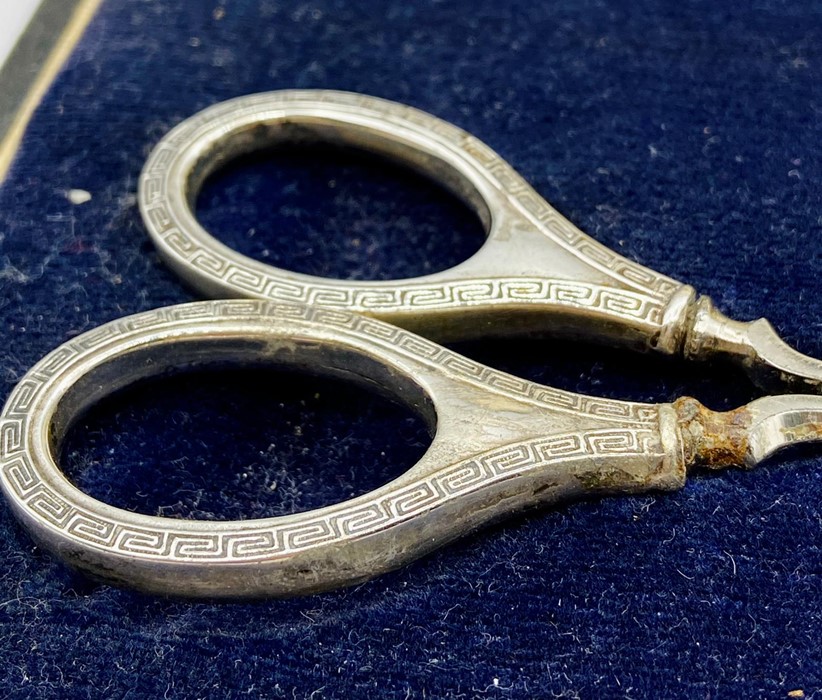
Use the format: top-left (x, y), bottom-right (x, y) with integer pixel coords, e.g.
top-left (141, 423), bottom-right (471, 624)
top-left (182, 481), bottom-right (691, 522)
top-left (139, 90), bottom-right (692, 348)
top-left (0, 301), bottom-right (681, 598)
top-left (139, 90), bottom-right (496, 303)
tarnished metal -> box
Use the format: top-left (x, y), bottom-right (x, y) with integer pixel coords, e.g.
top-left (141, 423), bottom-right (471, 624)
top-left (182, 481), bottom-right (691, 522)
top-left (674, 397), bottom-right (753, 470)
top-left (1, 90), bottom-right (821, 598)
top-left (141, 91), bottom-right (822, 391)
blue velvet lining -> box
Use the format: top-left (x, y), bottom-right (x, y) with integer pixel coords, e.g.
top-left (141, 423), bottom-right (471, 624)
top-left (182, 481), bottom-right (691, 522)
top-left (0, 0), bottom-right (820, 696)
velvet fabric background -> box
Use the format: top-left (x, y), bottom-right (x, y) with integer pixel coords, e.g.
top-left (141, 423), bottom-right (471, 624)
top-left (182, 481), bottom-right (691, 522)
top-left (1, 0), bottom-right (820, 697)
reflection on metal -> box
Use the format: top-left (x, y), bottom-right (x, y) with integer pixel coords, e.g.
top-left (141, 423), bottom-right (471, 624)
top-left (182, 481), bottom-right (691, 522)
top-left (1, 91), bottom-right (820, 598)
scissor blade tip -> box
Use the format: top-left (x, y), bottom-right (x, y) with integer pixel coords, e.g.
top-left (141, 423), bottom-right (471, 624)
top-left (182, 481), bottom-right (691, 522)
top-left (747, 319), bottom-right (822, 394)
top-left (746, 395), bottom-right (822, 467)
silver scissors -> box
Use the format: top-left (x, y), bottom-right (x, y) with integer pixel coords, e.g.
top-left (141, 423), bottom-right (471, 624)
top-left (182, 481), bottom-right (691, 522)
top-left (1, 91), bottom-right (821, 598)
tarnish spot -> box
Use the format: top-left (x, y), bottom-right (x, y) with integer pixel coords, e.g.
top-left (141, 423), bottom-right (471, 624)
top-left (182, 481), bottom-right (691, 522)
top-left (532, 481), bottom-right (559, 497)
top-left (575, 469), bottom-right (643, 491)
top-left (780, 422), bottom-right (822, 442)
top-left (674, 397), bottom-right (752, 470)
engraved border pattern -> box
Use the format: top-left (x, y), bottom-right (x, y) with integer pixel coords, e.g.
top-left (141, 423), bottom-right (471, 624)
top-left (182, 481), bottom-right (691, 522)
top-left (0, 301), bottom-right (662, 563)
top-left (139, 91), bottom-right (679, 324)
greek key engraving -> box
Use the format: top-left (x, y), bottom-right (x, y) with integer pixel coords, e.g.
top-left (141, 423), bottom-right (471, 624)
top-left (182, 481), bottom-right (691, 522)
top-left (141, 91), bottom-right (683, 325)
top-left (0, 300), bottom-right (663, 565)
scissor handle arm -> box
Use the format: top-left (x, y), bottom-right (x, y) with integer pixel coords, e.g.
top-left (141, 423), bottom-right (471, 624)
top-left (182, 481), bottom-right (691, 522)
top-left (138, 91), bottom-right (822, 392)
top-left (0, 301), bottom-right (686, 598)
top-left (139, 90), bottom-right (699, 354)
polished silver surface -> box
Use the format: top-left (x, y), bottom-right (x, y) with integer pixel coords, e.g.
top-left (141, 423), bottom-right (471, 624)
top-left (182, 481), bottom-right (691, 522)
top-left (0, 301), bottom-right (684, 597)
top-left (140, 90), bottom-right (822, 390)
top-left (1, 90), bottom-right (821, 598)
